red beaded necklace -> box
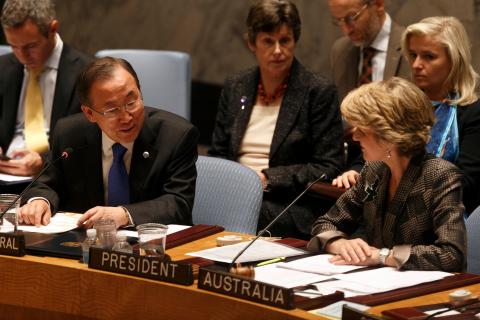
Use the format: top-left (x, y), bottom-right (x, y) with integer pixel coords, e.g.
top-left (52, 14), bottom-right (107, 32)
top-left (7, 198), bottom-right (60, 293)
top-left (257, 76), bottom-right (289, 106)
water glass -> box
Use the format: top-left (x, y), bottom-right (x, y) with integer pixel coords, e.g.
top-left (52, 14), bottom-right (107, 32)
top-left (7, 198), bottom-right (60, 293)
top-left (0, 194), bottom-right (19, 233)
top-left (94, 218), bottom-right (117, 249)
top-left (136, 223), bottom-right (168, 258)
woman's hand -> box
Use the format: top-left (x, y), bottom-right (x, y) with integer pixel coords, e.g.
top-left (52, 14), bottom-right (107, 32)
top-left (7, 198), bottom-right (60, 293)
top-left (326, 238), bottom-right (380, 266)
top-left (332, 170), bottom-right (359, 189)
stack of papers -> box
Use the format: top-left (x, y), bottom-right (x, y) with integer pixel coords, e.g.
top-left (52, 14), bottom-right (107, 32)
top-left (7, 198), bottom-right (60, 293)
top-left (276, 254), bottom-right (365, 275)
top-left (186, 239), bottom-right (307, 263)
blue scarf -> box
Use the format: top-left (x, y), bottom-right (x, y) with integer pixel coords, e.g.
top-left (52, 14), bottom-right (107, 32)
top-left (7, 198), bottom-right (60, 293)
top-left (426, 95), bottom-right (459, 163)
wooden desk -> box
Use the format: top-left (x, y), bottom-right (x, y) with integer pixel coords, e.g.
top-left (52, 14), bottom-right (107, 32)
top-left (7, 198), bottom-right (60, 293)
top-left (310, 181), bottom-right (346, 201)
top-left (0, 232), bottom-right (320, 320)
top-left (1, 232), bottom-right (477, 320)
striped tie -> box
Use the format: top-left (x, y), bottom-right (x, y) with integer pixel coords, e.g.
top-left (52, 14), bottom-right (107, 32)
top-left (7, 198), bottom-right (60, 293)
top-left (357, 47), bottom-right (376, 86)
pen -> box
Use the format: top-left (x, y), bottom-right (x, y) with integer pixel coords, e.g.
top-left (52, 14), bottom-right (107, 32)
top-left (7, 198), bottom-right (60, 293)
top-left (256, 257), bottom-right (285, 267)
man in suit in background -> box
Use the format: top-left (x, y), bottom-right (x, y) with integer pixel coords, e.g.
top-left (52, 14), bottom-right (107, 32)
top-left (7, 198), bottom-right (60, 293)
top-left (0, 0), bottom-right (90, 177)
top-left (328, 0), bottom-right (411, 188)
top-left (328, 0), bottom-right (410, 102)
top-left (19, 57), bottom-right (198, 228)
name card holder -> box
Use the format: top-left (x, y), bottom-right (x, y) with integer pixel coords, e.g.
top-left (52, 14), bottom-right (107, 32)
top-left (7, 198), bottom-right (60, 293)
top-left (0, 232), bottom-right (25, 256)
top-left (88, 247), bottom-right (193, 285)
top-left (198, 267), bottom-right (295, 310)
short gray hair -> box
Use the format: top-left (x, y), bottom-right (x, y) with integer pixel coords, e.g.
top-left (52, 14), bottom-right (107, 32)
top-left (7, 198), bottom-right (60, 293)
top-left (1, 0), bottom-right (56, 37)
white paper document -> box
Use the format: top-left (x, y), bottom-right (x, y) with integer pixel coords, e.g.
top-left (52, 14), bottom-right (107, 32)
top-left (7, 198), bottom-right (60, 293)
top-left (0, 173), bottom-right (32, 184)
top-left (118, 224), bottom-right (191, 238)
top-left (18, 212), bottom-right (82, 234)
top-left (311, 300), bottom-right (370, 319)
top-left (277, 254), bottom-right (365, 275)
top-left (254, 263), bottom-right (331, 288)
top-left (186, 239), bottom-right (307, 263)
top-left (312, 267), bottom-right (452, 297)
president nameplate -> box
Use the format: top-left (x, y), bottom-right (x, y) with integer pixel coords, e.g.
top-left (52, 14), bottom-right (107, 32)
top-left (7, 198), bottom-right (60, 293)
top-left (89, 247), bottom-right (193, 285)
top-left (0, 232), bottom-right (25, 256)
top-left (198, 267), bottom-right (295, 309)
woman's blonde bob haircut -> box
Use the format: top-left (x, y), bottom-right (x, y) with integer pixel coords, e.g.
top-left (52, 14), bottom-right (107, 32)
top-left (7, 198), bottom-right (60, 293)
top-left (342, 77), bottom-right (434, 157)
top-left (401, 16), bottom-right (479, 106)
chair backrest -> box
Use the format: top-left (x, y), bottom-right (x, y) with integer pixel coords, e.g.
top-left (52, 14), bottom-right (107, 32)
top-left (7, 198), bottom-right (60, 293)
top-left (0, 45), bottom-right (12, 55)
top-left (466, 205), bottom-right (480, 274)
top-left (192, 156), bottom-right (263, 235)
top-left (95, 49), bottom-right (191, 120)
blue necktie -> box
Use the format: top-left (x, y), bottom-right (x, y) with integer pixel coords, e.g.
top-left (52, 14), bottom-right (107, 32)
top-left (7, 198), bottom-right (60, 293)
top-left (108, 143), bottom-right (130, 206)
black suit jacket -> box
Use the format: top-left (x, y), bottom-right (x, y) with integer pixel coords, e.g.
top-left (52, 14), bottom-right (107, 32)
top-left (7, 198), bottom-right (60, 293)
top-left (0, 43), bottom-right (91, 151)
top-left (209, 59), bottom-right (344, 236)
top-left (23, 107), bottom-right (199, 225)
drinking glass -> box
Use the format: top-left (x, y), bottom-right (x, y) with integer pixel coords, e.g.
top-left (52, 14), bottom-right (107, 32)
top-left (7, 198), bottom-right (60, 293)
top-left (136, 223), bottom-right (168, 258)
top-left (0, 194), bottom-right (19, 233)
top-left (94, 218), bottom-right (117, 249)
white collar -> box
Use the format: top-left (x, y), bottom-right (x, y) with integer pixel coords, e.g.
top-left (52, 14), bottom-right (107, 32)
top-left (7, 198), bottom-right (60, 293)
top-left (368, 14), bottom-right (391, 53)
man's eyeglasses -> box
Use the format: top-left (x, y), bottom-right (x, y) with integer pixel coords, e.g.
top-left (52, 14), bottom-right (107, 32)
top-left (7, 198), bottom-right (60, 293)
top-left (332, 2), bottom-right (370, 26)
top-left (88, 98), bottom-right (143, 118)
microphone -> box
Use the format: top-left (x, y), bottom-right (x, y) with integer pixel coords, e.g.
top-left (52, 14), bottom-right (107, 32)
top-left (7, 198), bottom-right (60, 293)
top-left (229, 173), bottom-right (328, 274)
top-left (0, 147), bottom-right (73, 221)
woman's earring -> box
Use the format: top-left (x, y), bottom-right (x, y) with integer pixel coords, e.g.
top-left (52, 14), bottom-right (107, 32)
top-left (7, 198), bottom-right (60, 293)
top-left (386, 149), bottom-right (392, 159)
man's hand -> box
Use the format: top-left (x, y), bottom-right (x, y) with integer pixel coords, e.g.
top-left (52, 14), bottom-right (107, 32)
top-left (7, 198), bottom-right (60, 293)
top-left (18, 199), bottom-right (52, 227)
top-left (325, 238), bottom-right (379, 266)
top-left (332, 170), bottom-right (359, 189)
top-left (258, 172), bottom-right (268, 190)
top-left (0, 149), bottom-right (43, 176)
top-left (77, 206), bottom-right (129, 229)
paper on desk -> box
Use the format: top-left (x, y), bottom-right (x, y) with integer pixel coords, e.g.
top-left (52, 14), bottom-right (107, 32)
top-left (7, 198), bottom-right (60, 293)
top-left (311, 300), bottom-right (370, 319)
top-left (254, 263), bottom-right (331, 288)
top-left (18, 212), bottom-right (81, 234)
top-left (118, 224), bottom-right (191, 238)
top-left (312, 267), bottom-right (452, 297)
top-left (186, 239), bottom-right (307, 263)
top-left (0, 173), bottom-right (32, 184)
top-left (277, 254), bottom-right (365, 275)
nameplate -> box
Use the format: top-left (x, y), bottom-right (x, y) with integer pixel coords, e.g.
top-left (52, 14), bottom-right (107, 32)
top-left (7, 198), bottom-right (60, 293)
top-left (88, 247), bottom-right (193, 285)
top-left (198, 267), bottom-right (295, 309)
top-left (0, 232), bottom-right (25, 257)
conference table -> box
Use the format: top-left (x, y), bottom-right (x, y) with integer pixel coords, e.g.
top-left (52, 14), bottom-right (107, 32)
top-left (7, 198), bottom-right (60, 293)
top-left (0, 231), bottom-right (478, 319)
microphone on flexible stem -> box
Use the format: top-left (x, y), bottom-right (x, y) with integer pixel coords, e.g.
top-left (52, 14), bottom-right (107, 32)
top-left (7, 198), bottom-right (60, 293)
top-left (0, 147), bottom-right (73, 222)
top-left (229, 173), bottom-right (328, 276)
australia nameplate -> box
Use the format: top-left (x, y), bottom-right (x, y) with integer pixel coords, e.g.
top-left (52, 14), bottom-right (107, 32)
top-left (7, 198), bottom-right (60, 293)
top-left (0, 232), bottom-right (25, 257)
top-left (88, 247), bottom-right (193, 285)
top-left (198, 267), bottom-right (295, 309)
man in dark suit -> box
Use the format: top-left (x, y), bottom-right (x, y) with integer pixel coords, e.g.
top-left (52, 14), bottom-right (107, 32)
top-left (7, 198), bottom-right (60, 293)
top-left (19, 57), bottom-right (198, 228)
top-left (0, 0), bottom-right (90, 177)
top-left (329, 0), bottom-right (410, 102)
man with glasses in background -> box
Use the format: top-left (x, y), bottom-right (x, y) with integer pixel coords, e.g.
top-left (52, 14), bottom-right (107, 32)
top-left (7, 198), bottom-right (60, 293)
top-left (328, 0), bottom-right (411, 189)
top-left (328, 0), bottom-right (409, 102)
top-left (0, 0), bottom-right (90, 178)
top-left (19, 57), bottom-right (198, 228)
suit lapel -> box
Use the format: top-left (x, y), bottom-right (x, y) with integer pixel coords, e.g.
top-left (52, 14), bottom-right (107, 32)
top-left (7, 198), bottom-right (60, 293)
top-left (129, 112), bottom-right (157, 202)
top-left (336, 44), bottom-right (359, 101)
top-left (383, 22), bottom-right (406, 79)
top-left (230, 69), bottom-right (259, 158)
top-left (1, 56), bottom-right (23, 149)
top-left (51, 45), bottom-right (78, 133)
top-left (382, 155), bottom-right (423, 246)
top-left (269, 60), bottom-right (304, 160)
top-left (82, 125), bottom-right (104, 205)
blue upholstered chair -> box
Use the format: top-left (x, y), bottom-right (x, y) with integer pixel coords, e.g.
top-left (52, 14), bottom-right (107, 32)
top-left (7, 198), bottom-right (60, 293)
top-left (95, 49), bottom-right (191, 120)
top-left (466, 205), bottom-right (480, 274)
top-left (0, 45), bottom-right (12, 55)
top-left (192, 156), bottom-right (263, 235)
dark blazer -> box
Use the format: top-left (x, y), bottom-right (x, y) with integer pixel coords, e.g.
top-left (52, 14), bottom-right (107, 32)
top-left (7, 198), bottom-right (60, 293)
top-left (23, 107), bottom-right (199, 225)
top-left (457, 99), bottom-right (480, 213)
top-left (330, 21), bottom-right (410, 102)
top-left (309, 153), bottom-right (466, 272)
top-left (0, 44), bottom-right (91, 151)
top-left (209, 59), bottom-right (344, 237)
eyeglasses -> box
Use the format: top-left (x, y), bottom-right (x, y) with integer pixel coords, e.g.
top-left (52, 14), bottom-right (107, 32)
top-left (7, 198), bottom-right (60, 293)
top-left (88, 98), bottom-right (143, 118)
top-left (332, 2), bottom-right (370, 26)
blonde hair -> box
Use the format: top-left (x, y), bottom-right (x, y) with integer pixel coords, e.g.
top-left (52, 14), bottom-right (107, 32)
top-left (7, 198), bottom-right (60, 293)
top-left (342, 77), bottom-right (434, 156)
top-left (401, 16), bottom-right (479, 106)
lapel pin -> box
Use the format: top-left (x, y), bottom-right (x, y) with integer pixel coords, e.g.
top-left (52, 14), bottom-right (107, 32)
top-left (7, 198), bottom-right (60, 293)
top-left (142, 151), bottom-right (150, 159)
top-left (240, 96), bottom-right (247, 110)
